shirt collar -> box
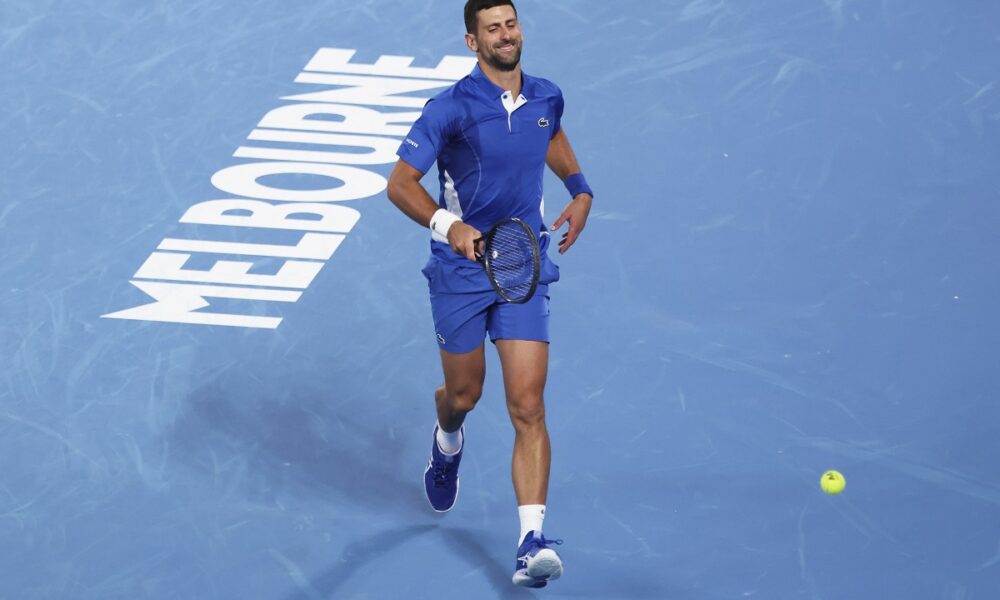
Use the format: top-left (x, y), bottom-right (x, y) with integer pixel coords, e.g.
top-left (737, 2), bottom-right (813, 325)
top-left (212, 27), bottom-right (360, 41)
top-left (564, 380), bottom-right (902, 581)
top-left (470, 62), bottom-right (533, 100)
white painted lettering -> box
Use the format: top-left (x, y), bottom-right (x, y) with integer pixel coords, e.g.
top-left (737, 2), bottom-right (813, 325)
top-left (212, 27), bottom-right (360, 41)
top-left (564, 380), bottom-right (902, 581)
top-left (135, 252), bottom-right (323, 289)
top-left (104, 48), bottom-right (475, 329)
top-left (158, 233), bottom-right (344, 260)
top-left (181, 199), bottom-right (360, 232)
top-left (210, 162), bottom-right (386, 202)
top-left (233, 145), bottom-right (393, 167)
top-left (102, 281), bottom-right (301, 329)
top-left (246, 129), bottom-right (400, 164)
top-left (257, 103), bottom-right (419, 137)
top-left (303, 48), bottom-right (474, 80)
top-left (286, 73), bottom-right (453, 108)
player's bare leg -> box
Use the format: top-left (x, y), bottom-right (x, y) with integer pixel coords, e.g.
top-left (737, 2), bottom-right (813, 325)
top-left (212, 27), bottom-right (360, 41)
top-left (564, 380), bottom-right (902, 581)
top-left (495, 339), bottom-right (551, 505)
top-left (424, 344), bottom-right (485, 512)
top-left (496, 339), bottom-right (562, 587)
top-left (436, 343), bottom-right (486, 431)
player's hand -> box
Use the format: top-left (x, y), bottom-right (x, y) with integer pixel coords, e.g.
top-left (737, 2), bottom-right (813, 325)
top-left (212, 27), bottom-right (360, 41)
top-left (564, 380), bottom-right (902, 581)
top-left (447, 221), bottom-right (482, 262)
top-left (550, 193), bottom-right (592, 254)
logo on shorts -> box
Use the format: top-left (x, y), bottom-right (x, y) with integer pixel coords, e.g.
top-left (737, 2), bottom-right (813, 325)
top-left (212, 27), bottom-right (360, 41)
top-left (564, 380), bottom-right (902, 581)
top-left (537, 117), bottom-right (549, 128)
top-left (436, 333), bottom-right (446, 344)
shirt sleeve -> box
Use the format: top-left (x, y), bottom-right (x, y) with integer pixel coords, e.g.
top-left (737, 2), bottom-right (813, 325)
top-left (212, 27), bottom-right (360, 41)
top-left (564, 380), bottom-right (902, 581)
top-left (550, 89), bottom-right (565, 139)
top-left (396, 98), bottom-right (452, 174)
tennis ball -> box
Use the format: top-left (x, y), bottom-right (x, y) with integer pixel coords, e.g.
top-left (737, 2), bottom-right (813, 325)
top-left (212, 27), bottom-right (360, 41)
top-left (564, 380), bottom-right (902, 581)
top-left (820, 470), bottom-right (846, 495)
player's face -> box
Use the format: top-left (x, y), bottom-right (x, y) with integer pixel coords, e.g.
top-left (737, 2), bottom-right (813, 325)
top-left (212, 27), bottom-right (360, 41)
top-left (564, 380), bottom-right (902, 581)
top-left (466, 6), bottom-right (522, 72)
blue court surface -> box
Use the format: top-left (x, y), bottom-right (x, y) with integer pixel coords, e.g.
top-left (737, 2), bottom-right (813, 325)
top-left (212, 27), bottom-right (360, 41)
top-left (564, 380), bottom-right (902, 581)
top-left (3, 1), bottom-right (1000, 598)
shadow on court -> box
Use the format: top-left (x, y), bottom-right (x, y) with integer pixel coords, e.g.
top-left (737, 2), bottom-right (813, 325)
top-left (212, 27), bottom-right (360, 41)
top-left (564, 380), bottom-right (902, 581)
top-left (279, 525), bottom-right (437, 600)
top-left (169, 368), bottom-right (427, 516)
top-left (442, 527), bottom-right (537, 599)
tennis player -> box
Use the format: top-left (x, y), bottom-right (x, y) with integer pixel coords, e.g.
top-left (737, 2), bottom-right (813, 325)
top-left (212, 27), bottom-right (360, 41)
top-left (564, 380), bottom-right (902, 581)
top-left (386, 0), bottom-right (593, 588)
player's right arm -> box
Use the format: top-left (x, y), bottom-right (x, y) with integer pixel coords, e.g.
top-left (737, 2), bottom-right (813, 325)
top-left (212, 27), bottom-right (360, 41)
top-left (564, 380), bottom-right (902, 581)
top-left (390, 98), bottom-right (481, 261)
top-left (387, 160), bottom-right (481, 262)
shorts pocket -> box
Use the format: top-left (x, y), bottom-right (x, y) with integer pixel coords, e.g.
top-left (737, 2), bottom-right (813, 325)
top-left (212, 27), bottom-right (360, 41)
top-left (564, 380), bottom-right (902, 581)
top-left (539, 258), bottom-right (560, 285)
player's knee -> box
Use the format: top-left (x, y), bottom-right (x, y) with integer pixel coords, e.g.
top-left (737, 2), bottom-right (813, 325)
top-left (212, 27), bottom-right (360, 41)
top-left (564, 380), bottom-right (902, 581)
top-left (447, 384), bottom-right (483, 413)
top-left (508, 397), bottom-right (546, 428)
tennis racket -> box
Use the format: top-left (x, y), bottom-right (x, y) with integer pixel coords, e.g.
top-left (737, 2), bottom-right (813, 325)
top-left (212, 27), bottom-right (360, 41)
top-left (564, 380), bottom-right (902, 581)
top-left (475, 218), bottom-right (540, 304)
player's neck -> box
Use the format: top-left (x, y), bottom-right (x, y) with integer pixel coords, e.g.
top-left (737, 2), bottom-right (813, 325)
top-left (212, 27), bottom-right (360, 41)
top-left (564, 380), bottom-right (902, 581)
top-left (479, 60), bottom-right (522, 98)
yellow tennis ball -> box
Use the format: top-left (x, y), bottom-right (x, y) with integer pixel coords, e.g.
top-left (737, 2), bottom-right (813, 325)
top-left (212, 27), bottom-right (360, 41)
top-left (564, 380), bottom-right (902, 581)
top-left (820, 470), bottom-right (846, 495)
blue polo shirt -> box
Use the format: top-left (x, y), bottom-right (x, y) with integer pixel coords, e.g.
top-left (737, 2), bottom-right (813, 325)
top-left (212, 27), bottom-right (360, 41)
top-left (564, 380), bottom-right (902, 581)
top-left (397, 63), bottom-right (563, 293)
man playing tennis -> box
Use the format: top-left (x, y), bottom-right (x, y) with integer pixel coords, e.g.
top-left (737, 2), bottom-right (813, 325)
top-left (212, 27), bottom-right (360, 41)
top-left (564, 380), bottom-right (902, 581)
top-left (387, 0), bottom-right (593, 588)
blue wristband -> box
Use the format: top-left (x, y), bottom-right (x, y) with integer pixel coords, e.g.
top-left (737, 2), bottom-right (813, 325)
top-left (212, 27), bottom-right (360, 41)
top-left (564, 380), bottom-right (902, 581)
top-left (564, 173), bottom-right (593, 199)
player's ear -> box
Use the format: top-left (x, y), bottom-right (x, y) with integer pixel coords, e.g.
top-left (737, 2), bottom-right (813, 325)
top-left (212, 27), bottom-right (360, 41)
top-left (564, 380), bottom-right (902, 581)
top-left (465, 33), bottom-right (478, 53)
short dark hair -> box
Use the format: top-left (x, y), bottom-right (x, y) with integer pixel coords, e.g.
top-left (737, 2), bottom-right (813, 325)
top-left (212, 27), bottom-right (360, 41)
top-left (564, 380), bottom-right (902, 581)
top-left (464, 0), bottom-right (517, 34)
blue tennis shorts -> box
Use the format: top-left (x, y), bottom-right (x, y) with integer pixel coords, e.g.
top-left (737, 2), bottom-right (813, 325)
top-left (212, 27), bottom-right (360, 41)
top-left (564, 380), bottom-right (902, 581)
top-left (422, 255), bottom-right (554, 354)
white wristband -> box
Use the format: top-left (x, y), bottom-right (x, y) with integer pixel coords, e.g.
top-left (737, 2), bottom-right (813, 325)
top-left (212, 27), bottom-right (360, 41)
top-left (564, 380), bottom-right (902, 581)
top-left (430, 208), bottom-right (461, 243)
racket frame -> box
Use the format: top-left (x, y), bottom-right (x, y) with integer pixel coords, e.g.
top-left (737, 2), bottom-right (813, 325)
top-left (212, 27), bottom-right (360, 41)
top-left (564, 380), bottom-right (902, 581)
top-left (477, 217), bottom-right (541, 304)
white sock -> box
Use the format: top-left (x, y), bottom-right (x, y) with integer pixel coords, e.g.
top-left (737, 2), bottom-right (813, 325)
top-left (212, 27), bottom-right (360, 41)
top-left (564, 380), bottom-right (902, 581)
top-left (518, 504), bottom-right (546, 546)
top-left (436, 423), bottom-right (463, 455)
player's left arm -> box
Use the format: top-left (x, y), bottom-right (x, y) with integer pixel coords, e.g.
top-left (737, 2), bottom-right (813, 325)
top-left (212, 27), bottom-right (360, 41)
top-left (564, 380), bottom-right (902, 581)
top-left (546, 128), bottom-right (593, 254)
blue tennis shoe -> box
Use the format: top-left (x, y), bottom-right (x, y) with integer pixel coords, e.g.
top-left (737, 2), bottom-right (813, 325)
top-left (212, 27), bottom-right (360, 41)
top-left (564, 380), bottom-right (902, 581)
top-left (423, 425), bottom-right (463, 512)
top-left (512, 530), bottom-right (563, 587)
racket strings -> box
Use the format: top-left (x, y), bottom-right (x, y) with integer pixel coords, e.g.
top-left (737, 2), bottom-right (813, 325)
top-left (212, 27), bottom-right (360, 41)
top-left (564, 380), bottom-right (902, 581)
top-left (486, 223), bottom-right (537, 300)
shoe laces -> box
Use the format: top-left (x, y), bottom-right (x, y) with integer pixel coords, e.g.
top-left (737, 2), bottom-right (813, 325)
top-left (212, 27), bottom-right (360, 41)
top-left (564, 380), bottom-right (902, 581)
top-left (526, 533), bottom-right (563, 552)
top-left (431, 458), bottom-right (454, 488)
